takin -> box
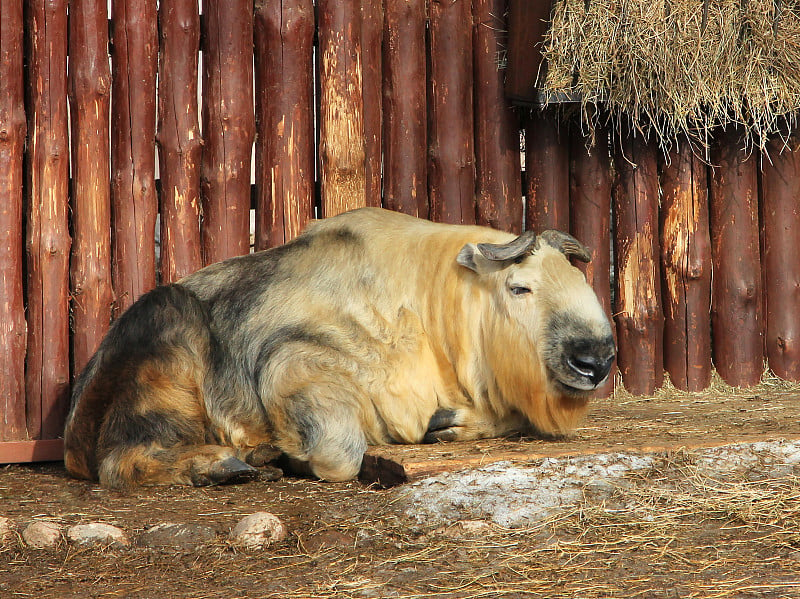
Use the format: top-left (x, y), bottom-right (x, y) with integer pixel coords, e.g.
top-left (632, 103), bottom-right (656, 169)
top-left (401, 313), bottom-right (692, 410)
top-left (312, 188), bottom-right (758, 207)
top-left (64, 207), bottom-right (615, 488)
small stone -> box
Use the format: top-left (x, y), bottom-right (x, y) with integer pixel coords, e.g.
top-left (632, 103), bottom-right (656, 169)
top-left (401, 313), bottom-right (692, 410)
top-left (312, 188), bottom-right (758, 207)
top-left (0, 517), bottom-right (14, 542)
top-left (22, 521), bottom-right (62, 549)
top-left (67, 523), bottom-right (129, 548)
top-left (231, 512), bottom-right (287, 549)
top-left (139, 522), bottom-right (217, 550)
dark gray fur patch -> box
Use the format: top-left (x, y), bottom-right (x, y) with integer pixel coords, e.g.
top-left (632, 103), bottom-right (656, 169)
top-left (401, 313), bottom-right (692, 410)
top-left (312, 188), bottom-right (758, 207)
top-left (284, 394), bottom-right (323, 453)
top-left (252, 325), bottom-right (338, 386)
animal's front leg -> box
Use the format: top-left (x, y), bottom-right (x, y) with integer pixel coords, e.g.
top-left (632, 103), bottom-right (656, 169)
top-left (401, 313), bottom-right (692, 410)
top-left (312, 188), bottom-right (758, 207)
top-left (423, 407), bottom-right (530, 443)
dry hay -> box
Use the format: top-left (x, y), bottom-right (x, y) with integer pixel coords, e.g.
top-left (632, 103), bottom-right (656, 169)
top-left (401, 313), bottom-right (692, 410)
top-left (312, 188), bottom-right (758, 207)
top-left (541, 0), bottom-right (800, 152)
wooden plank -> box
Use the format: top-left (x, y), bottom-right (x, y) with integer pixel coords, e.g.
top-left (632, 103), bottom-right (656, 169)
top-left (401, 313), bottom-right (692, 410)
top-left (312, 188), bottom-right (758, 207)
top-left (525, 109), bottom-right (569, 232)
top-left (25, 0), bottom-right (72, 440)
top-left (474, 0), bottom-right (523, 234)
top-left (382, 0), bottom-right (428, 217)
top-left (361, 0), bottom-right (383, 208)
top-left (0, 440), bottom-right (64, 465)
top-left (157, 0), bottom-right (203, 281)
top-left (201, 0), bottom-right (255, 263)
top-left (505, 0), bottom-right (552, 104)
top-left (0, 0), bottom-right (27, 442)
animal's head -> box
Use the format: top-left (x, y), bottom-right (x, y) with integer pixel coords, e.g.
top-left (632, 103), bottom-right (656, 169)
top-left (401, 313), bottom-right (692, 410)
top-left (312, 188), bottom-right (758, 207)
top-left (457, 229), bottom-right (615, 400)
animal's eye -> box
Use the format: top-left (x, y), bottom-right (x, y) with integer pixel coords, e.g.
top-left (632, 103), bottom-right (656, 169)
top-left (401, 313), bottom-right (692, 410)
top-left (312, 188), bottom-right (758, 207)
top-left (510, 286), bottom-right (531, 296)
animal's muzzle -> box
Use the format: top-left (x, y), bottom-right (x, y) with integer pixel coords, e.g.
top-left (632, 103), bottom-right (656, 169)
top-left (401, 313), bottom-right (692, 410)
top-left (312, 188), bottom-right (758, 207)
top-left (565, 336), bottom-right (616, 387)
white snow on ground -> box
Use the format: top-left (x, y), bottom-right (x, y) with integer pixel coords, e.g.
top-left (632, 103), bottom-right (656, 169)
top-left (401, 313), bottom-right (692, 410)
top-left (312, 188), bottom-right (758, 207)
top-left (397, 439), bottom-right (800, 528)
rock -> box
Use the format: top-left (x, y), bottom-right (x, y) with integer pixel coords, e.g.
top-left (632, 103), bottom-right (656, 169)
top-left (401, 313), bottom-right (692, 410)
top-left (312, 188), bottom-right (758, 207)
top-left (231, 512), bottom-right (287, 549)
top-left (67, 523), bottom-right (129, 548)
top-left (22, 521), bottom-right (62, 549)
top-left (0, 516), bottom-right (14, 544)
top-left (138, 522), bottom-right (217, 550)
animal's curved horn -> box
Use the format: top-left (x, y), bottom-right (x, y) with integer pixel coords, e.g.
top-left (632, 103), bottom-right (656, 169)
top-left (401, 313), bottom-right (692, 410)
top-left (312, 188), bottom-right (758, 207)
top-left (476, 230), bottom-right (537, 262)
top-left (538, 230), bottom-right (592, 263)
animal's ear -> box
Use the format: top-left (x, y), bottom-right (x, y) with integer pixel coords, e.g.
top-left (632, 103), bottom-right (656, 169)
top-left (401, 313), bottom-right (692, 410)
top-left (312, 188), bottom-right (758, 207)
top-left (457, 243), bottom-right (482, 273)
top-left (457, 243), bottom-right (507, 275)
top-left (537, 230), bottom-right (592, 263)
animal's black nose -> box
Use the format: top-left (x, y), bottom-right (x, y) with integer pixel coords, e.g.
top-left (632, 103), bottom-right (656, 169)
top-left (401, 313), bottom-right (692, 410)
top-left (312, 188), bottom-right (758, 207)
top-left (567, 351), bottom-right (615, 386)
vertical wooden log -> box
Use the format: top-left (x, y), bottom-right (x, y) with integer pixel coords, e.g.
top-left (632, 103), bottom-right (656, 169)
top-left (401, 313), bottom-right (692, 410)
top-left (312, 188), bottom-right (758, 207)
top-left (318, 0), bottom-right (367, 217)
top-left (69, 0), bottom-right (114, 375)
top-left (254, 0), bottom-right (315, 249)
top-left (659, 139), bottom-right (712, 391)
top-left (362, 0), bottom-right (383, 208)
top-left (0, 0), bottom-right (28, 441)
top-left (613, 134), bottom-right (664, 396)
top-left (201, 0), bottom-right (255, 263)
top-left (428, 0), bottom-right (476, 225)
top-left (25, 0), bottom-right (71, 438)
top-left (383, 0), bottom-right (428, 218)
top-left (526, 110), bottom-right (569, 233)
top-left (111, 0), bottom-right (158, 312)
top-left (474, 0), bottom-right (523, 234)
top-left (709, 128), bottom-right (764, 387)
top-left (157, 0), bottom-right (203, 282)
top-left (760, 133), bottom-right (800, 381)
top-left (570, 127), bottom-right (615, 396)
top-left (505, 0), bottom-right (552, 103)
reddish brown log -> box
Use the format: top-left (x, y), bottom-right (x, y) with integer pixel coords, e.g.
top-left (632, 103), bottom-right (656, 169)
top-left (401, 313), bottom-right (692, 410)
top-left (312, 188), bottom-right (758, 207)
top-left (526, 110), bottom-right (569, 233)
top-left (201, 0), bottom-right (255, 264)
top-left (659, 139), bottom-right (712, 391)
top-left (69, 0), bottom-right (114, 375)
top-left (111, 0), bottom-right (158, 312)
top-left (362, 0), bottom-right (383, 208)
top-left (760, 133), bottom-right (800, 381)
top-left (570, 127), bottom-right (615, 396)
top-left (157, 0), bottom-right (203, 281)
top-left (254, 0), bottom-right (315, 249)
top-left (0, 0), bottom-right (27, 442)
top-left (505, 0), bottom-right (552, 104)
top-left (318, 0), bottom-right (367, 217)
top-left (613, 135), bottom-right (664, 396)
top-left (428, 0), bottom-right (476, 225)
top-left (474, 0), bottom-right (523, 234)
top-left (709, 128), bottom-right (764, 387)
top-left (382, 0), bottom-right (428, 218)
top-left (25, 0), bottom-right (72, 439)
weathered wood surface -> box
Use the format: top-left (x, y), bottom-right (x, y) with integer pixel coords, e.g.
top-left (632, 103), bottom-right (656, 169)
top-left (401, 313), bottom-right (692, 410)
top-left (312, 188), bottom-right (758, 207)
top-left (526, 110), bottom-right (569, 233)
top-left (474, 0), bottom-right (523, 234)
top-left (709, 128), bottom-right (764, 387)
top-left (157, 0), bottom-right (203, 281)
top-left (69, 0), bottom-right (114, 374)
top-left (111, 0), bottom-right (158, 312)
top-left (761, 133), bottom-right (800, 381)
top-left (570, 128), bottom-right (615, 396)
top-left (0, 0), bottom-right (28, 441)
top-left (254, 0), bottom-right (315, 249)
top-left (361, 0), bottom-right (383, 208)
top-left (201, 0), bottom-right (255, 263)
top-left (25, 0), bottom-right (72, 439)
top-left (428, 0), bottom-right (476, 225)
top-left (505, 0), bottom-right (552, 104)
top-left (382, 0), bottom-right (428, 217)
top-left (613, 134), bottom-right (664, 396)
top-left (318, 0), bottom-right (367, 217)
top-left (659, 140), bottom-right (712, 391)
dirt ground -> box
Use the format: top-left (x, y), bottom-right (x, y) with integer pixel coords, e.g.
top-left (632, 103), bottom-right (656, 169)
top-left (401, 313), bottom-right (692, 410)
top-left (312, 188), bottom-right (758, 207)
top-left (3, 375), bottom-right (800, 599)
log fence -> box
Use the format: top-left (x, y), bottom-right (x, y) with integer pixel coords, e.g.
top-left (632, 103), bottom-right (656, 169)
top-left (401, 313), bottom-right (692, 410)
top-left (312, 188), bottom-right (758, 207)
top-left (1, 0), bottom-right (799, 463)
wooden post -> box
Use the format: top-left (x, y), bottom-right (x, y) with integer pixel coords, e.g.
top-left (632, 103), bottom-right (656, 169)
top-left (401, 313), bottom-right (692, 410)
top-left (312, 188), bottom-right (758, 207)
top-left (709, 128), bottom-right (764, 387)
top-left (760, 133), bottom-right (800, 381)
top-left (613, 134), bottom-right (664, 396)
top-left (25, 0), bottom-right (72, 439)
top-left (428, 0), bottom-right (476, 225)
top-left (69, 0), bottom-right (114, 375)
top-left (570, 127), bottom-right (615, 396)
top-left (0, 0), bottom-right (27, 441)
top-left (474, 0), bottom-right (523, 234)
top-left (201, 0), bottom-right (255, 263)
top-left (526, 110), bottom-right (569, 233)
top-left (157, 0), bottom-right (203, 281)
top-left (318, 0), bottom-right (367, 217)
top-left (111, 0), bottom-right (158, 312)
top-left (659, 139), bottom-right (712, 391)
top-left (254, 0), bottom-right (315, 249)
top-left (362, 0), bottom-right (383, 208)
top-left (383, 0), bottom-right (428, 218)
top-left (505, 0), bottom-right (552, 104)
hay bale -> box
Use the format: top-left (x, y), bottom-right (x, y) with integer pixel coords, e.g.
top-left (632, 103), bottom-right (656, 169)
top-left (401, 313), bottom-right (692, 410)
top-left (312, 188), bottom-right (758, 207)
top-left (540, 0), bottom-right (800, 149)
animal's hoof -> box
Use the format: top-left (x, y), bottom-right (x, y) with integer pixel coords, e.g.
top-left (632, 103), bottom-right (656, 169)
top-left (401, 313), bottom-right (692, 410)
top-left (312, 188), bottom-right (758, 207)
top-left (194, 457), bottom-right (260, 486)
top-left (423, 408), bottom-right (460, 443)
top-left (244, 444), bottom-right (283, 467)
top-left (423, 428), bottom-right (459, 443)
top-left (260, 465), bottom-right (284, 482)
